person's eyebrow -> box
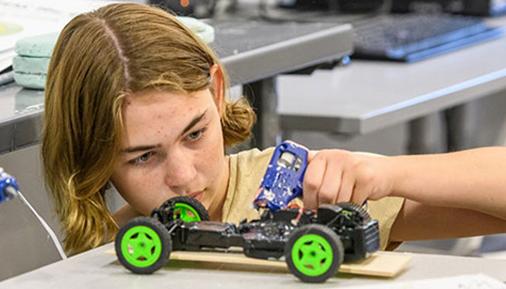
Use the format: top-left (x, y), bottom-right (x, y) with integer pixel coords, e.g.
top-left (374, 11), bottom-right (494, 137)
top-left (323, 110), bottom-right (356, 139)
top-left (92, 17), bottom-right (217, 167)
top-left (121, 110), bottom-right (208, 154)
top-left (122, 144), bottom-right (161, 154)
top-left (181, 109), bottom-right (207, 136)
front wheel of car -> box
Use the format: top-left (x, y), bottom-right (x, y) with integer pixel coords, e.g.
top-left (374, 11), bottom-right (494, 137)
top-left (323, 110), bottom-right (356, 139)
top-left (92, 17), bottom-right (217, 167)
top-left (115, 216), bottom-right (171, 274)
top-left (285, 224), bottom-right (344, 283)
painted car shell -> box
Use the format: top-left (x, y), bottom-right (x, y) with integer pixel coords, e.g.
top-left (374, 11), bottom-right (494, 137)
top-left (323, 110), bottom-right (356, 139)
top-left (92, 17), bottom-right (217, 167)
top-left (254, 141), bottom-right (308, 212)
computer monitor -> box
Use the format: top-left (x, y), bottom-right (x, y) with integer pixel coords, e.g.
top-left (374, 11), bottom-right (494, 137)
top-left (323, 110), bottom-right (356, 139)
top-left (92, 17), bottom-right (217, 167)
top-left (390, 0), bottom-right (506, 16)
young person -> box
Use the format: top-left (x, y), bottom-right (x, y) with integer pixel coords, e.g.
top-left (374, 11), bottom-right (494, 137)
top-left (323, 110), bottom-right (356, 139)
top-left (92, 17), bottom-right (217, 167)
top-left (42, 3), bottom-right (505, 255)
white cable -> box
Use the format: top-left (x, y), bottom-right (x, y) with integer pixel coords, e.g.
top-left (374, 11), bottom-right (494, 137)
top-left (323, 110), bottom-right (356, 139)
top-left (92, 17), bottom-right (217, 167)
top-left (13, 188), bottom-right (67, 260)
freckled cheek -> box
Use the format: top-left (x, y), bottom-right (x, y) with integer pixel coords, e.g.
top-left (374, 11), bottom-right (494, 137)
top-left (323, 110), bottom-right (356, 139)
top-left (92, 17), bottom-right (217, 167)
top-left (197, 141), bottom-right (224, 182)
top-left (212, 127), bottom-right (226, 160)
top-left (141, 170), bottom-right (173, 210)
top-left (115, 169), bottom-right (171, 214)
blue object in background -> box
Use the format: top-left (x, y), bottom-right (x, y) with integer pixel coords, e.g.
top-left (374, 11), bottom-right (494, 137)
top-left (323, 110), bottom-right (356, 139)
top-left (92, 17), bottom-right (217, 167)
top-left (0, 168), bottom-right (67, 259)
top-left (254, 141), bottom-right (308, 212)
top-left (0, 168), bottom-right (19, 203)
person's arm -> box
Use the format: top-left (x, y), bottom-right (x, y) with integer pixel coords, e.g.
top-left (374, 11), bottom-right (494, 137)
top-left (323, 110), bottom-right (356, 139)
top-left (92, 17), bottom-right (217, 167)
top-left (302, 146), bottom-right (506, 241)
top-left (390, 200), bottom-right (506, 241)
top-left (386, 147), bottom-right (506, 241)
top-left (388, 147), bottom-right (506, 221)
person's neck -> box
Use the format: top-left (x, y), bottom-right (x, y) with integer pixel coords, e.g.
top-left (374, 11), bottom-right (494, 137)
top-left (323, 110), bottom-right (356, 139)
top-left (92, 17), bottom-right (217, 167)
top-left (208, 155), bottom-right (230, 221)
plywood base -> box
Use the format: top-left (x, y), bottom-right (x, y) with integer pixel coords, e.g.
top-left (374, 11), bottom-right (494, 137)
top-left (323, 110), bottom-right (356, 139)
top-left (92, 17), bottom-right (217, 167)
top-left (110, 248), bottom-right (411, 278)
top-left (169, 250), bottom-right (411, 278)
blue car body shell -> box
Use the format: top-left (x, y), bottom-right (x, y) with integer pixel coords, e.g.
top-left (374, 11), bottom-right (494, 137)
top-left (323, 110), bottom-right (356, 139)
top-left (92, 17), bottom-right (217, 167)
top-left (254, 141), bottom-right (308, 212)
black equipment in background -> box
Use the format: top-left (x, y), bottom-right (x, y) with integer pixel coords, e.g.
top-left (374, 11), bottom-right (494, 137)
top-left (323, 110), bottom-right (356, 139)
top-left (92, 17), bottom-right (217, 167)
top-left (352, 13), bottom-right (502, 62)
top-left (277, 0), bottom-right (385, 13)
top-left (391, 0), bottom-right (506, 16)
top-left (149, 0), bottom-right (216, 18)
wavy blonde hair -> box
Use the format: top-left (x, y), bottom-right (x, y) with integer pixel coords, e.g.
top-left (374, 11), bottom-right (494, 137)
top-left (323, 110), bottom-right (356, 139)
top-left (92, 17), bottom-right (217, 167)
top-left (42, 3), bottom-right (255, 255)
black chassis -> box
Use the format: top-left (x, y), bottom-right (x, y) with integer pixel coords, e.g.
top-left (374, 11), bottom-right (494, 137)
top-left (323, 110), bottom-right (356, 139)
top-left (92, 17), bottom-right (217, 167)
top-left (153, 202), bottom-right (380, 262)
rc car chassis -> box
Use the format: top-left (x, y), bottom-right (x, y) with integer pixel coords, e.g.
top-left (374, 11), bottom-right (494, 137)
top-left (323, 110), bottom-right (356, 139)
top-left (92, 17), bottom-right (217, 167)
top-left (115, 196), bottom-right (380, 283)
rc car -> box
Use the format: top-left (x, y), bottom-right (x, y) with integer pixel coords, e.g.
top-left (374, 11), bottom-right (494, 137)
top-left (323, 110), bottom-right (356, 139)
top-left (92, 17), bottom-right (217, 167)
top-left (115, 141), bottom-right (380, 282)
top-left (115, 196), bottom-right (379, 283)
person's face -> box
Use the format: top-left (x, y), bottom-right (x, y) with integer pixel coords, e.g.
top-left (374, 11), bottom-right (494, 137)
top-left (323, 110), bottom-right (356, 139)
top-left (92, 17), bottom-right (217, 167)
top-left (110, 85), bottom-right (228, 217)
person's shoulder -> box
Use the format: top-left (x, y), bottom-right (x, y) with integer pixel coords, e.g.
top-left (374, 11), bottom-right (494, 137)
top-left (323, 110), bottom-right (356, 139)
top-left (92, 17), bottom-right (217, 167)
top-left (231, 146), bottom-right (275, 165)
top-left (228, 146), bottom-right (276, 192)
top-left (223, 147), bottom-right (275, 223)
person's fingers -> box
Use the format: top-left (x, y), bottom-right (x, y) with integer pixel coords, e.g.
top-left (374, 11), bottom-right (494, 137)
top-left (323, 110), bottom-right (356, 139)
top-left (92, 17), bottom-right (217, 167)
top-left (336, 169), bottom-right (354, 203)
top-left (307, 149), bottom-right (317, 161)
top-left (351, 179), bottom-right (372, 205)
top-left (317, 158), bottom-right (343, 206)
top-left (303, 155), bottom-right (325, 210)
top-left (348, 161), bottom-right (374, 205)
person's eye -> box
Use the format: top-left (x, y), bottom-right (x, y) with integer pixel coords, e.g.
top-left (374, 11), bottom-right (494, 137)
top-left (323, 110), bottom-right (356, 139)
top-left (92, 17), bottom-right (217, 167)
top-left (129, 151), bottom-right (155, 166)
top-left (186, 128), bottom-right (206, 142)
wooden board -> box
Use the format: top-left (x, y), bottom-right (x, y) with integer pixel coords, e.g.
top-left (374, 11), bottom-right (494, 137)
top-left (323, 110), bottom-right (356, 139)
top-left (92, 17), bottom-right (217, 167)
top-left (170, 251), bottom-right (411, 277)
top-left (109, 249), bottom-right (411, 278)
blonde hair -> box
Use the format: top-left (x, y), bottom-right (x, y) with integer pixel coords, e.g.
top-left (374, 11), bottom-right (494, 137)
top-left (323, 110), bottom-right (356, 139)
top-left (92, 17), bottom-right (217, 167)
top-left (42, 3), bottom-right (255, 255)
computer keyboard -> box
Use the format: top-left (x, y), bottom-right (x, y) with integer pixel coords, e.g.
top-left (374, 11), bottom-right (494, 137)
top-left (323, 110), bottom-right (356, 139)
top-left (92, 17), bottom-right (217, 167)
top-left (352, 13), bottom-right (503, 62)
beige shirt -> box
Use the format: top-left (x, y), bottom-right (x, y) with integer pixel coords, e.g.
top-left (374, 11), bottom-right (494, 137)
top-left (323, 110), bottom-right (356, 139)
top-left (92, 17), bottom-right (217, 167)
top-left (222, 147), bottom-right (404, 250)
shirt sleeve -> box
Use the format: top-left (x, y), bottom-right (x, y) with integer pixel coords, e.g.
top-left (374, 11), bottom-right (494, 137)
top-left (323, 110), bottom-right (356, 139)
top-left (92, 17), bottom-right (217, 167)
top-left (367, 197), bottom-right (405, 250)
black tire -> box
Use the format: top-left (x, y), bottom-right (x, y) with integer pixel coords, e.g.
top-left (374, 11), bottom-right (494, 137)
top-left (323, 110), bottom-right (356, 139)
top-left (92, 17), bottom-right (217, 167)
top-left (285, 224), bottom-right (344, 283)
top-left (337, 202), bottom-right (371, 223)
top-left (154, 196), bottom-right (210, 223)
top-left (115, 217), bottom-right (171, 274)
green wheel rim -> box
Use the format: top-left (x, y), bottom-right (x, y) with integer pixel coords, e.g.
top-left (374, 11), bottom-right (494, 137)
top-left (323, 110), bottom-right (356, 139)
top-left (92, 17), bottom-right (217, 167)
top-left (120, 225), bottom-right (163, 268)
top-left (173, 203), bottom-right (201, 222)
top-left (291, 234), bottom-right (334, 277)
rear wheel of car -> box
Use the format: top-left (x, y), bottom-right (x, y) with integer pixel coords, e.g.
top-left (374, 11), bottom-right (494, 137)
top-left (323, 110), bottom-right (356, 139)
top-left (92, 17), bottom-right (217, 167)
top-left (285, 224), bottom-right (344, 283)
top-left (170, 196), bottom-right (209, 222)
top-left (156, 195), bottom-right (210, 223)
top-left (115, 217), bottom-right (171, 274)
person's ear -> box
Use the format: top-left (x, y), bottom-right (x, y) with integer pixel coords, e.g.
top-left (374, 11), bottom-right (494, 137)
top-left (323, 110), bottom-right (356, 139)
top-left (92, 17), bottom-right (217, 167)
top-left (210, 63), bottom-right (225, 115)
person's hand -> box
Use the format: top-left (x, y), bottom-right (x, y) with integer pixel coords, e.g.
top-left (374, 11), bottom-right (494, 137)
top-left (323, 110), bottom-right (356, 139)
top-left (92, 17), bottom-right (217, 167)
top-left (302, 149), bottom-right (395, 209)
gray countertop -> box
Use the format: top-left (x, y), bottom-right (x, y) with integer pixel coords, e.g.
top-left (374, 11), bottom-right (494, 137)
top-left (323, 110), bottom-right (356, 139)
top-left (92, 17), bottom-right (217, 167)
top-left (0, 19), bottom-right (353, 154)
top-left (278, 17), bottom-right (506, 134)
top-left (1, 242), bottom-right (505, 288)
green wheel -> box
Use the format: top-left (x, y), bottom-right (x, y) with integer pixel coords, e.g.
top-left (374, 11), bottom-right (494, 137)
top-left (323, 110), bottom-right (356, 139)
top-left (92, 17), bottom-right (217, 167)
top-left (115, 217), bottom-right (171, 274)
top-left (156, 196), bottom-right (209, 223)
top-left (285, 224), bottom-right (344, 283)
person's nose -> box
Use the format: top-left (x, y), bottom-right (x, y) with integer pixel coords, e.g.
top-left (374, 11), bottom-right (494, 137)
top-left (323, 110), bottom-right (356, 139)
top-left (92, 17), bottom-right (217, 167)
top-left (163, 149), bottom-right (197, 192)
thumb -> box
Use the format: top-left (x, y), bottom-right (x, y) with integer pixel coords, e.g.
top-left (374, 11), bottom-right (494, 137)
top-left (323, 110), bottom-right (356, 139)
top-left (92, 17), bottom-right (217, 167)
top-left (307, 150), bottom-right (318, 161)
